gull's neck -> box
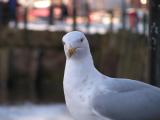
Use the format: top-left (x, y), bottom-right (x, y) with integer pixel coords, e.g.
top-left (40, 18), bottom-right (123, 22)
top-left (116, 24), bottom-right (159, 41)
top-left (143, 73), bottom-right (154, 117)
top-left (64, 53), bottom-right (94, 88)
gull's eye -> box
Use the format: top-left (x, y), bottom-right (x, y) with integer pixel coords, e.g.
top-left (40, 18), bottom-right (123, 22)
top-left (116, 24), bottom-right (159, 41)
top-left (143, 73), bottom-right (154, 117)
top-left (62, 41), bottom-right (65, 45)
top-left (80, 38), bottom-right (83, 42)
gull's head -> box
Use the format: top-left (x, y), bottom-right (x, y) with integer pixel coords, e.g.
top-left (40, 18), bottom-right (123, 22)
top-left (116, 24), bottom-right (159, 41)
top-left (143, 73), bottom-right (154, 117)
top-left (62, 31), bottom-right (90, 59)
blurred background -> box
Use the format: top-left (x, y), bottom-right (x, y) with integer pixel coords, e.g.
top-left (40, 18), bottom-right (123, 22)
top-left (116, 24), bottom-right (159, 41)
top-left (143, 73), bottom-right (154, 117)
top-left (0, 0), bottom-right (152, 120)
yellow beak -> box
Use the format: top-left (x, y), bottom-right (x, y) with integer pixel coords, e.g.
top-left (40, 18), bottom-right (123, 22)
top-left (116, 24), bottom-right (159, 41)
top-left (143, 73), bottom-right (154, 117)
top-left (67, 47), bottom-right (76, 58)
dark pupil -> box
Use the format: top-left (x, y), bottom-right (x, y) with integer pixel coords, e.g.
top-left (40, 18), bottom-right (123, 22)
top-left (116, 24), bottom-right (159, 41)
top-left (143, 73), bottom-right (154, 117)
top-left (81, 39), bottom-right (83, 42)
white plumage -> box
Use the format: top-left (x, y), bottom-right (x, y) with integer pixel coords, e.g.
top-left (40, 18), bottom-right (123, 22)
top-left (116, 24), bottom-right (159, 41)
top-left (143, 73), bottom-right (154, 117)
top-left (62, 31), bottom-right (160, 120)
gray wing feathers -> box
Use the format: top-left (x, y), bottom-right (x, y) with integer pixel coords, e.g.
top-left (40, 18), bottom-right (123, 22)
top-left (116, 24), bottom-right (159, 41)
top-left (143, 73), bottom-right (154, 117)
top-left (92, 80), bottom-right (160, 120)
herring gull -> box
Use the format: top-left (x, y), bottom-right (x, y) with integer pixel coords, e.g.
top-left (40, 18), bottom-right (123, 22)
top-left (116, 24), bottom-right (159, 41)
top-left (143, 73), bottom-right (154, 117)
top-left (62, 31), bottom-right (160, 120)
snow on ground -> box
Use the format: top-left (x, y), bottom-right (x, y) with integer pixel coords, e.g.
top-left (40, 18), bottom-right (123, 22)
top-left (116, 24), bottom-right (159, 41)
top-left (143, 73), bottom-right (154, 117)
top-left (9, 21), bottom-right (123, 34)
top-left (0, 104), bottom-right (73, 120)
top-left (9, 21), bottom-right (148, 35)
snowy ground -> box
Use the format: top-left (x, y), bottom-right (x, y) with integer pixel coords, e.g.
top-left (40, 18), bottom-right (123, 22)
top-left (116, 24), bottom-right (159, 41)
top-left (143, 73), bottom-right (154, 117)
top-left (9, 21), bottom-right (119, 34)
top-left (0, 104), bottom-right (73, 120)
top-left (9, 21), bottom-right (147, 35)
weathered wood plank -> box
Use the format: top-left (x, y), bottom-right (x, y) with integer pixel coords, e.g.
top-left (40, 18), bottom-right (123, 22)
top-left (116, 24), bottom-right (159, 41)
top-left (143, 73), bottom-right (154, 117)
top-left (0, 48), bottom-right (9, 103)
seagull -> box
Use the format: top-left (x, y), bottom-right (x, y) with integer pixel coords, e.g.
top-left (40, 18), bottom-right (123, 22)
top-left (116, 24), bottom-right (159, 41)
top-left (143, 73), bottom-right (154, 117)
top-left (62, 31), bottom-right (160, 120)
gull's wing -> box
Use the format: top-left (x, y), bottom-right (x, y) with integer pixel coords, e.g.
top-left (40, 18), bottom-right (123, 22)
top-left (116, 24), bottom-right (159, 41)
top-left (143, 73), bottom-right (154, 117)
top-left (91, 78), bottom-right (160, 120)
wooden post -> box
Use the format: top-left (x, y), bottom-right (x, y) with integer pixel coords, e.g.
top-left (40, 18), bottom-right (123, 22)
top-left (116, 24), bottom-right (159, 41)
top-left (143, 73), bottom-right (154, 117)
top-left (48, 0), bottom-right (54, 25)
top-left (35, 48), bottom-right (44, 101)
top-left (72, 0), bottom-right (77, 30)
top-left (121, 0), bottom-right (126, 29)
top-left (108, 10), bottom-right (114, 32)
top-left (149, 0), bottom-right (160, 86)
